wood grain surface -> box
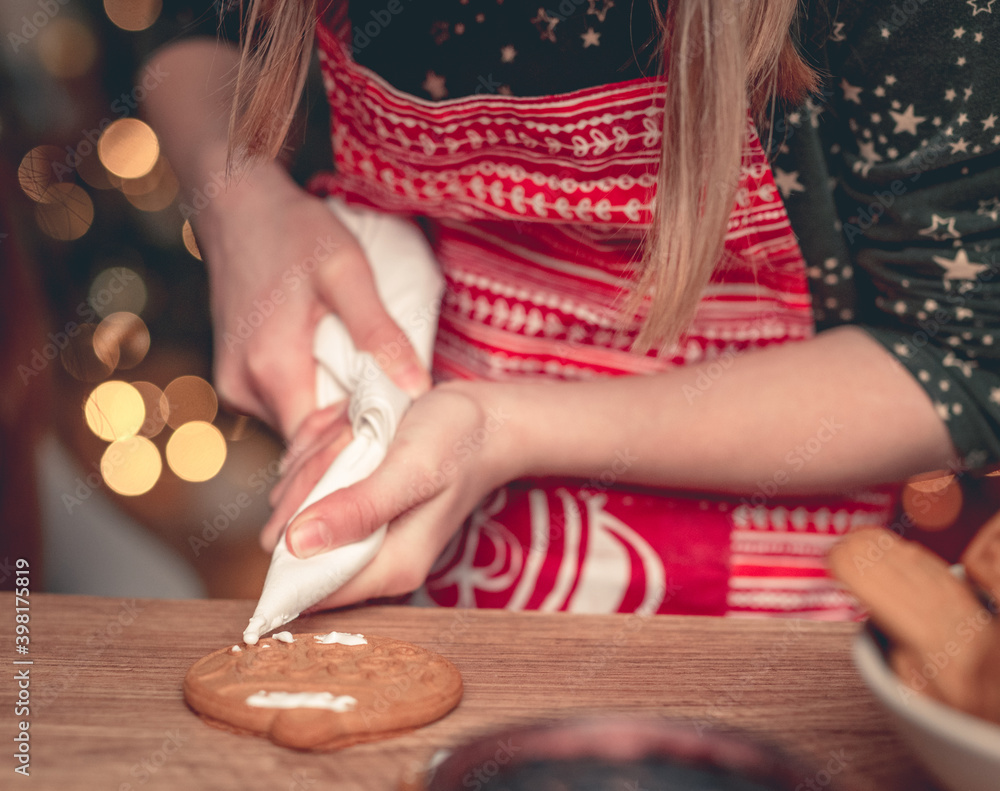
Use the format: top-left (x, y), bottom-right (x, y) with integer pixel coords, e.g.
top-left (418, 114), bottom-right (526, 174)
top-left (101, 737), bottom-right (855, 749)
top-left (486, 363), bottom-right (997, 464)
top-left (0, 593), bottom-right (941, 790)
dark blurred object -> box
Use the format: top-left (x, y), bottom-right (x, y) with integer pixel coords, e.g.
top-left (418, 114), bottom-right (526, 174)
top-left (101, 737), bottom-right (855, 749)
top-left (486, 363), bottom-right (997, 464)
top-left (416, 717), bottom-right (838, 791)
top-left (0, 161), bottom-right (49, 589)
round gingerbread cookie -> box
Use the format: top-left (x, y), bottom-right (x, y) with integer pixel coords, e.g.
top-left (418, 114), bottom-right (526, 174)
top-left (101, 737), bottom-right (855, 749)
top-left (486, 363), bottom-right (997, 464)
top-left (183, 631), bottom-right (463, 750)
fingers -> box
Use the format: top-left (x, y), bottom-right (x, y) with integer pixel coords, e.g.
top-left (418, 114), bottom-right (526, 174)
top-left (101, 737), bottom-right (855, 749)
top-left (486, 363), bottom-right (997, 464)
top-left (210, 278), bottom-right (322, 436)
top-left (213, 338), bottom-right (272, 427)
top-left (298, 483), bottom-right (469, 610)
top-left (830, 528), bottom-right (999, 718)
top-left (283, 439), bottom-right (438, 559)
top-left (962, 509), bottom-right (1000, 601)
top-left (271, 403), bottom-right (350, 504)
top-left (313, 243), bottom-right (432, 398)
top-left (258, 408), bottom-right (353, 553)
top-left (828, 529), bottom-right (982, 652)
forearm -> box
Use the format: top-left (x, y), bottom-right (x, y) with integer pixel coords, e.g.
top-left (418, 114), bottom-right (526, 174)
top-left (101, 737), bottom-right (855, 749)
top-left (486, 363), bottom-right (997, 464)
top-left (473, 326), bottom-right (957, 497)
top-left (141, 39), bottom-right (297, 227)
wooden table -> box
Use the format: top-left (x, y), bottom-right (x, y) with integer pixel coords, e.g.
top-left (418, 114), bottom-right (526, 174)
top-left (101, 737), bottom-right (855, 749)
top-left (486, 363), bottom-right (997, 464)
top-left (0, 593), bottom-right (939, 790)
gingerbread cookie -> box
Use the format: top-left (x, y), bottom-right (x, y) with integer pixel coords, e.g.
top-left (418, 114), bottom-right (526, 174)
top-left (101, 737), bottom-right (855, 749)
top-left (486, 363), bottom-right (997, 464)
top-left (183, 631), bottom-right (463, 750)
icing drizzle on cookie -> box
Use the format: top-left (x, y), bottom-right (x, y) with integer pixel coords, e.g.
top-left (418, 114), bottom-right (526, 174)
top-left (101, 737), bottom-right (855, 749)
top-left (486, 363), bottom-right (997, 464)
top-left (245, 691), bottom-right (358, 712)
top-left (314, 631), bottom-right (367, 646)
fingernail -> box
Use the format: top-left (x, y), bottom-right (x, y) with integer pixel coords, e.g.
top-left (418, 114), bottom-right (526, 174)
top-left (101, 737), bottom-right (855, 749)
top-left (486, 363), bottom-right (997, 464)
top-left (289, 520), bottom-right (332, 559)
top-left (391, 362), bottom-right (429, 398)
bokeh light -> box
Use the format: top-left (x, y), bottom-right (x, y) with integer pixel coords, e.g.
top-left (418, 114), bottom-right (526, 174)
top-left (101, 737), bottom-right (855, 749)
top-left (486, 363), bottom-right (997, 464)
top-left (18, 146), bottom-right (63, 202)
top-left (34, 183), bottom-right (94, 240)
top-left (103, 0), bottom-right (163, 32)
top-left (98, 119), bottom-right (160, 179)
top-left (162, 375), bottom-right (218, 429)
top-left (102, 436), bottom-right (162, 496)
top-left (77, 148), bottom-right (115, 190)
top-left (122, 156), bottom-right (179, 212)
top-left (181, 219), bottom-right (202, 260)
top-left (131, 381), bottom-right (168, 438)
top-left (37, 17), bottom-right (98, 80)
top-left (901, 472), bottom-right (963, 532)
top-left (166, 421), bottom-right (227, 482)
top-left (84, 380), bottom-right (146, 441)
top-left (61, 324), bottom-right (119, 382)
top-left (88, 266), bottom-right (148, 318)
top-left (118, 155), bottom-right (164, 195)
top-left (94, 312), bottom-right (150, 370)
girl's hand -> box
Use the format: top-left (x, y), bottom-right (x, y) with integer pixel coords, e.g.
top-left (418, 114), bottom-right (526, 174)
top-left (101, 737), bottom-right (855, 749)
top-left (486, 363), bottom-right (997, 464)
top-left (195, 162), bottom-right (430, 438)
top-left (259, 380), bottom-right (519, 608)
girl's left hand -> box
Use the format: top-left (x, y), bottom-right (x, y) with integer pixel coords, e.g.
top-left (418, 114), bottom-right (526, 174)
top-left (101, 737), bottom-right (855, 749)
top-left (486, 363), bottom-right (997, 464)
top-left (259, 380), bottom-right (519, 608)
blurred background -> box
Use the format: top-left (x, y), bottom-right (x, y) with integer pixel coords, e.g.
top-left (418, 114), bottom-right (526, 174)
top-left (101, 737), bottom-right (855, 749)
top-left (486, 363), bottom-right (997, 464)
top-left (0, 0), bottom-right (995, 601)
top-left (0, 0), bottom-right (331, 599)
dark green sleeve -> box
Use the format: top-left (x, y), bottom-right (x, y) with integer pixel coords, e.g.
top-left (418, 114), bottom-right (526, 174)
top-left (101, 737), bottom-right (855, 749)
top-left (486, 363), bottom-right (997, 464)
top-left (775, 0), bottom-right (1000, 471)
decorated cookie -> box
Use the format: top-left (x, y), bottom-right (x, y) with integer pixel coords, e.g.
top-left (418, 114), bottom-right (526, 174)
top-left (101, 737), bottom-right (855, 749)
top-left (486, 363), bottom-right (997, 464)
top-left (183, 631), bottom-right (463, 750)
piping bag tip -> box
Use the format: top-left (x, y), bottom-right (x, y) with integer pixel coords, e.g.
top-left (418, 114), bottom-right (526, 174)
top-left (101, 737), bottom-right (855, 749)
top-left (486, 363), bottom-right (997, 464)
top-left (242, 616), bottom-right (268, 646)
top-left (243, 612), bottom-right (300, 646)
top-left (242, 524), bottom-right (388, 646)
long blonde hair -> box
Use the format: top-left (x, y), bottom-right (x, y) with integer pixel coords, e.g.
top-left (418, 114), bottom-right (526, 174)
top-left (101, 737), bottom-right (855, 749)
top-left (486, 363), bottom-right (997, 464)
top-left (229, 0), bottom-right (816, 351)
top-left (228, 0), bottom-right (318, 167)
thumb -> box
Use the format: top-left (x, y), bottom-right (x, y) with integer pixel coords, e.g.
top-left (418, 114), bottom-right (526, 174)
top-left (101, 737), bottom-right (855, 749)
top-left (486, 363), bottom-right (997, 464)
top-left (315, 244), bottom-right (431, 398)
top-left (284, 451), bottom-right (427, 559)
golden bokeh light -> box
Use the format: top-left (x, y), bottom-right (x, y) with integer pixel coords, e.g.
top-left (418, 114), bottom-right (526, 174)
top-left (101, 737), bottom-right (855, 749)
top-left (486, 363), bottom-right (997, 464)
top-left (102, 436), bottom-right (162, 496)
top-left (37, 17), bottom-right (97, 79)
top-left (131, 381), bottom-right (168, 438)
top-left (119, 155), bottom-right (160, 194)
top-left (166, 421), bottom-right (227, 483)
top-left (901, 472), bottom-right (963, 532)
top-left (123, 157), bottom-right (179, 212)
top-left (162, 375), bottom-right (218, 429)
top-left (103, 0), bottom-right (162, 32)
top-left (126, 182), bottom-right (178, 212)
top-left (85, 380), bottom-right (146, 442)
top-left (181, 219), bottom-right (202, 260)
top-left (98, 119), bottom-right (160, 179)
top-left (77, 149), bottom-right (115, 190)
top-left (88, 266), bottom-right (148, 318)
top-left (94, 312), bottom-right (150, 370)
top-left (18, 146), bottom-right (63, 202)
top-left (61, 323), bottom-right (119, 382)
top-left (34, 183), bottom-right (94, 240)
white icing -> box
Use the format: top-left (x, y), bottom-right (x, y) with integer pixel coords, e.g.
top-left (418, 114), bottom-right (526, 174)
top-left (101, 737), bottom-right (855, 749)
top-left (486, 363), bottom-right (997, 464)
top-left (241, 199), bottom-right (443, 646)
top-left (231, 645), bottom-right (242, 653)
top-left (313, 631), bottom-right (367, 646)
top-left (244, 690), bottom-right (358, 712)
top-left (273, 631), bottom-right (295, 643)
top-left (261, 644), bottom-right (272, 650)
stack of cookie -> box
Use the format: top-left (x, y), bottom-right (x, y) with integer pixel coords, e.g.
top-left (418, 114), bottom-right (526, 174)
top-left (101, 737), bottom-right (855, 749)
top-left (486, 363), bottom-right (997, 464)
top-left (829, 515), bottom-right (1000, 724)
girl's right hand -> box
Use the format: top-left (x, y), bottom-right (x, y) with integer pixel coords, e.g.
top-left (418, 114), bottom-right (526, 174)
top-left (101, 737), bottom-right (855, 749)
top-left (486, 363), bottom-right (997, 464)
top-left (193, 161), bottom-right (431, 439)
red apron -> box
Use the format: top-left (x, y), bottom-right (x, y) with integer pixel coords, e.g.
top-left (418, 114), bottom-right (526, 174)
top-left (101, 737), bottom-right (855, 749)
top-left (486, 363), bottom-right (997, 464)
top-left (309, 8), bottom-right (894, 618)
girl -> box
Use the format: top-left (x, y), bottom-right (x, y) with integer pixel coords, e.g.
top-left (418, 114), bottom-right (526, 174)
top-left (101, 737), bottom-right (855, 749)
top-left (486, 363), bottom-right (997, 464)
top-left (144, 0), bottom-right (999, 617)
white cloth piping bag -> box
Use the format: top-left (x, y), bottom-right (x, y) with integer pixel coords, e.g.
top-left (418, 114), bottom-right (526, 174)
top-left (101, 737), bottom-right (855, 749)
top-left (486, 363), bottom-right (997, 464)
top-left (243, 198), bottom-right (444, 645)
